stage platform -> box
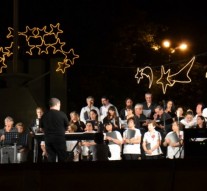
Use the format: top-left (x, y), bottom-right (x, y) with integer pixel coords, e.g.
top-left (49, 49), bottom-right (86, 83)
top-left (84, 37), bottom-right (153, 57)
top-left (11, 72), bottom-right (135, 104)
top-left (0, 159), bottom-right (207, 191)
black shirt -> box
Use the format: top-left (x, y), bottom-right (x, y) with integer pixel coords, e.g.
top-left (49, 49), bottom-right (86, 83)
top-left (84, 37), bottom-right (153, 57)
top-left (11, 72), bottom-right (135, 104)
top-left (41, 109), bottom-right (69, 137)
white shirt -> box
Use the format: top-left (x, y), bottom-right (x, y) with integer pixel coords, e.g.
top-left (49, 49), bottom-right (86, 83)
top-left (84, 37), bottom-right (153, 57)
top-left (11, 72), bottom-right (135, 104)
top-left (100, 103), bottom-right (119, 122)
top-left (123, 128), bottom-right (141, 154)
top-left (80, 106), bottom-right (100, 124)
top-left (143, 130), bottom-right (162, 156)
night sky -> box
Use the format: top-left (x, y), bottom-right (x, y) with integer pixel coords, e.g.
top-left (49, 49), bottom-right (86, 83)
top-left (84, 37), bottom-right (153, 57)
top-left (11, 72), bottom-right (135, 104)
top-left (1, 0), bottom-right (207, 113)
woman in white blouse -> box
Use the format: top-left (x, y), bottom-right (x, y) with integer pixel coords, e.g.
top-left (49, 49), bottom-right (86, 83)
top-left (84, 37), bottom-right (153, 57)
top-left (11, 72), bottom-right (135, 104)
top-left (142, 120), bottom-right (162, 159)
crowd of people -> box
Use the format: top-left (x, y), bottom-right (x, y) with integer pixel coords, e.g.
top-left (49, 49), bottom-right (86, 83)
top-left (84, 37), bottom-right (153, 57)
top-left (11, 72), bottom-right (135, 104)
top-left (0, 93), bottom-right (207, 163)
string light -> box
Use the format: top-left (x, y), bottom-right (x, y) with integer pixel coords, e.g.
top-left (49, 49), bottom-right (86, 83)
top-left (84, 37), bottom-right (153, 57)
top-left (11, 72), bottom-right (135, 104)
top-left (0, 23), bottom-right (79, 73)
top-left (135, 66), bottom-right (153, 88)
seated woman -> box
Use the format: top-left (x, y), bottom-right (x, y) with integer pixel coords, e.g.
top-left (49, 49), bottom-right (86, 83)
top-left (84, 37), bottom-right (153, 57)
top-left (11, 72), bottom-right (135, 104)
top-left (69, 111), bottom-right (85, 132)
top-left (180, 110), bottom-right (196, 129)
top-left (88, 109), bottom-right (104, 132)
top-left (163, 121), bottom-right (184, 159)
top-left (66, 123), bottom-right (81, 162)
top-left (193, 115), bottom-right (207, 142)
top-left (142, 120), bottom-right (163, 159)
top-left (104, 122), bottom-right (123, 160)
top-left (15, 122), bottom-right (29, 163)
top-left (80, 121), bottom-right (96, 161)
top-left (122, 117), bottom-right (142, 160)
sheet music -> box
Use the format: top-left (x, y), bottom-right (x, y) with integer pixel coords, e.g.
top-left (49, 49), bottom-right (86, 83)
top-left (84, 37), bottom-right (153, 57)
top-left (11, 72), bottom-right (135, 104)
top-left (143, 109), bottom-right (151, 118)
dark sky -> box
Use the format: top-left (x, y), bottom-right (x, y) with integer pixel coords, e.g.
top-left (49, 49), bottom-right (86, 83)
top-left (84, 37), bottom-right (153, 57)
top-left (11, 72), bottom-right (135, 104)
top-left (1, 0), bottom-right (207, 54)
top-left (1, 0), bottom-right (207, 111)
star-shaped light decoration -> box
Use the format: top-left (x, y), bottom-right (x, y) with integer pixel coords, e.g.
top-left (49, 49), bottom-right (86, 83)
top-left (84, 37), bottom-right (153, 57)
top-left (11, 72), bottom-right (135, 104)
top-left (4, 42), bottom-right (14, 57)
top-left (156, 56), bottom-right (195, 94)
top-left (36, 26), bottom-right (48, 40)
top-left (52, 38), bottom-right (66, 54)
top-left (26, 35), bottom-right (43, 55)
top-left (0, 59), bottom-right (7, 73)
top-left (135, 66), bottom-right (153, 88)
top-left (19, 26), bottom-right (37, 41)
top-left (63, 48), bottom-right (79, 64)
top-left (156, 66), bottom-right (172, 94)
top-left (48, 23), bottom-right (63, 39)
top-left (6, 27), bottom-right (14, 38)
top-left (56, 59), bottom-right (70, 74)
top-left (0, 23), bottom-right (79, 74)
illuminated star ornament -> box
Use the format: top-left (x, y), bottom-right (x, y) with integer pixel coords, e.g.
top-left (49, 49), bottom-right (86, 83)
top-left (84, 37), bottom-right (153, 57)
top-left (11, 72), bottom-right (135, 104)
top-left (156, 56), bottom-right (195, 94)
top-left (56, 59), bottom-right (70, 73)
top-left (0, 23), bottom-right (79, 74)
top-left (135, 66), bottom-right (153, 88)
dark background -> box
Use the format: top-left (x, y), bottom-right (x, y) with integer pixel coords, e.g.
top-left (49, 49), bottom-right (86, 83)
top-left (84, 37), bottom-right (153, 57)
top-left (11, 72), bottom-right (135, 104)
top-left (0, 0), bottom-right (207, 127)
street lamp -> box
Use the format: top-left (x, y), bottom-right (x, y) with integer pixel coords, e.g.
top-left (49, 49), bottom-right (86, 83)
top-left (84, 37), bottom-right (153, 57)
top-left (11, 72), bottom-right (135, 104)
top-left (162, 40), bottom-right (188, 61)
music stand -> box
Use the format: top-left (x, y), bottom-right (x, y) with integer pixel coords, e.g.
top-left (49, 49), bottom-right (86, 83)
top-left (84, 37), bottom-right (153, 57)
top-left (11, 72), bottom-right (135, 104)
top-left (1, 132), bottom-right (19, 163)
top-left (184, 128), bottom-right (207, 159)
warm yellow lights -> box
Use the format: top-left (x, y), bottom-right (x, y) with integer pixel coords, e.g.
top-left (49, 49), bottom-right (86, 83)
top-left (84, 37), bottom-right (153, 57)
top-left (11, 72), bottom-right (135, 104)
top-left (0, 23), bottom-right (79, 74)
top-left (179, 43), bottom-right (187, 50)
top-left (135, 66), bottom-right (153, 88)
top-left (162, 39), bottom-right (188, 53)
top-left (163, 40), bottom-right (171, 48)
top-left (156, 56), bottom-right (195, 94)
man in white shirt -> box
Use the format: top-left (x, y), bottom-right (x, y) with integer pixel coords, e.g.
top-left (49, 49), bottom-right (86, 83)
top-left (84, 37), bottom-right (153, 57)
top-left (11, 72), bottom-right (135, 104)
top-left (99, 96), bottom-right (119, 122)
top-left (80, 96), bottom-right (100, 124)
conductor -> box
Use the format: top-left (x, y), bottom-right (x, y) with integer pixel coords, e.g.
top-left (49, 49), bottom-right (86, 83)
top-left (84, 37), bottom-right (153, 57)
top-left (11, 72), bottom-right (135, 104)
top-left (41, 98), bottom-right (69, 162)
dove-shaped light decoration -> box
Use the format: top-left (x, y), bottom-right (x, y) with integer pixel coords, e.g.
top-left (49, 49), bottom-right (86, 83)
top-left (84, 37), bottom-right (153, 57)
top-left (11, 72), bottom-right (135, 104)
top-left (156, 56), bottom-right (195, 94)
top-left (135, 66), bottom-right (153, 88)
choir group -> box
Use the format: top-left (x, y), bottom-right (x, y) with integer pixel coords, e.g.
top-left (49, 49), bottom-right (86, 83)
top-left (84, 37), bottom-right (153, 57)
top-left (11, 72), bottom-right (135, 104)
top-left (1, 93), bottom-right (207, 163)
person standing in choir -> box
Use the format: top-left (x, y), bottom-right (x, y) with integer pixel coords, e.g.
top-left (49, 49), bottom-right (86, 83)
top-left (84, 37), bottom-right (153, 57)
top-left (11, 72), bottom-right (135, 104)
top-left (80, 96), bottom-right (100, 124)
top-left (142, 120), bottom-right (162, 159)
top-left (104, 122), bottom-right (123, 160)
top-left (122, 117), bottom-right (142, 160)
top-left (163, 121), bottom-right (184, 159)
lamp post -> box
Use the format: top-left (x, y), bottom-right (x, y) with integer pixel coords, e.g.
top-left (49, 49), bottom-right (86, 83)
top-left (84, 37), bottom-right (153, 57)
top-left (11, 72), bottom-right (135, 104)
top-left (162, 40), bottom-right (188, 62)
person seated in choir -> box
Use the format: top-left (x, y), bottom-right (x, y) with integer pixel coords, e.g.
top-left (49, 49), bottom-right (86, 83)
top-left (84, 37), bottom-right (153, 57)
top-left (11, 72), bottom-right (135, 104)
top-left (92, 133), bottom-right (111, 161)
top-left (88, 109), bottom-right (104, 132)
top-left (142, 120), bottom-right (163, 159)
top-left (66, 123), bottom-right (80, 162)
top-left (103, 106), bottom-right (122, 133)
top-left (69, 111), bottom-right (85, 132)
top-left (40, 141), bottom-right (48, 162)
top-left (163, 121), bottom-right (184, 159)
top-left (180, 110), bottom-right (196, 129)
top-left (15, 122), bottom-right (29, 163)
top-left (80, 121), bottom-right (96, 161)
top-left (104, 122), bottom-right (123, 160)
top-left (193, 102), bottom-right (205, 123)
top-left (122, 117), bottom-right (142, 160)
